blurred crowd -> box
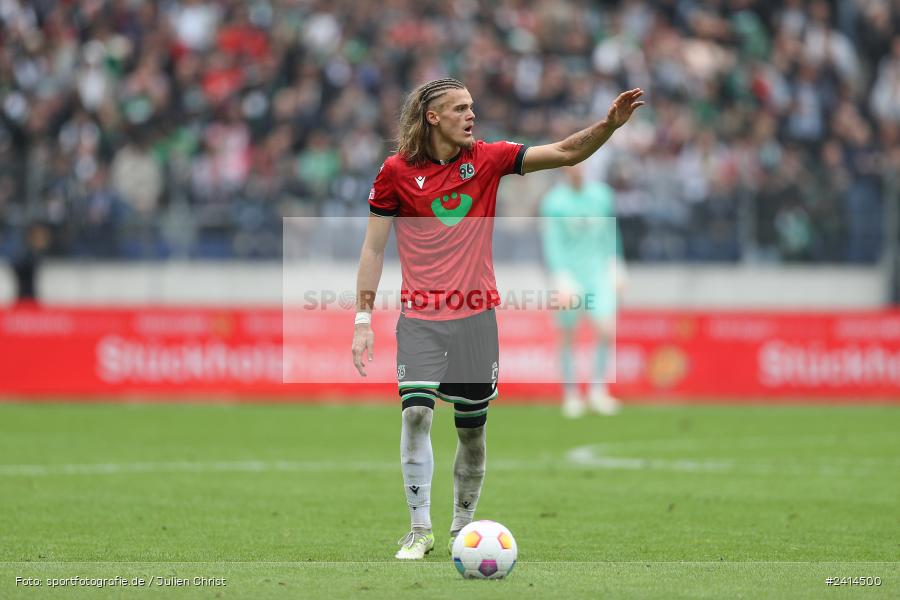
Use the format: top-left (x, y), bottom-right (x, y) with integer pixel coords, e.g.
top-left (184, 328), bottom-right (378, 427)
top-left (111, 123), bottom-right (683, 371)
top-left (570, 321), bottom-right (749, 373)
top-left (1, 0), bottom-right (899, 263)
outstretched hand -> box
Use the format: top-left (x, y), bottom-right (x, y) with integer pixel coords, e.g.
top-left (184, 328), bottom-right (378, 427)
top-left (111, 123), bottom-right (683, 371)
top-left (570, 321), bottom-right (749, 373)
top-left (606, 88), bottom-right (645, 129)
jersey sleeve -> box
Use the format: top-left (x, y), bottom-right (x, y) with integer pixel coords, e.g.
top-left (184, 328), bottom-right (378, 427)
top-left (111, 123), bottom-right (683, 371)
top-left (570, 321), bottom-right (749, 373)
top-left (368, 160), bottom-right (399, 217)
top-left (482, 140), bottom-right (529, 177)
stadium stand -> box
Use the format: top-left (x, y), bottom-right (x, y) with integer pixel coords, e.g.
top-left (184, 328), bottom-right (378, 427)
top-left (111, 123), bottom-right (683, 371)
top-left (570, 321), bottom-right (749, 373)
top-left (1, 0), bottom-right (898, 263)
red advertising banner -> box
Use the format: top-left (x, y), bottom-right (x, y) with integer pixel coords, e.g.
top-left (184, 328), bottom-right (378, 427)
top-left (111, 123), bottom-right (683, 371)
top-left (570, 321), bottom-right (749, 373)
top-left (1, 306), bottom-right (899, 401)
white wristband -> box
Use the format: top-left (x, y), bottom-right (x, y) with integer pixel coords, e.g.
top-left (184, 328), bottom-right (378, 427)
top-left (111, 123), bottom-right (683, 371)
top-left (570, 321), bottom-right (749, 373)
top-left (354, 311), bottom-right (371, 325)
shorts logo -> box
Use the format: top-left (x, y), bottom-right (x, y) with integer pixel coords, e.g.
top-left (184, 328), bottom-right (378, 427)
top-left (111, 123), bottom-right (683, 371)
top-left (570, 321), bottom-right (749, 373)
top-left (491, 361), bottom-right (499, 384)
top-left (459, 162), bottom-right (475, 180)
top-left (431, 192), bottom-right (473, 227)
top-left (397, 364), bottom-right (406, 379)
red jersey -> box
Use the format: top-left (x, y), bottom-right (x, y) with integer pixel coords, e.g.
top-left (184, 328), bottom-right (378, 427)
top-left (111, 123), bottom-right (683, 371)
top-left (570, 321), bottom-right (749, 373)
top-left (369, 140), bottom-right (528, 321)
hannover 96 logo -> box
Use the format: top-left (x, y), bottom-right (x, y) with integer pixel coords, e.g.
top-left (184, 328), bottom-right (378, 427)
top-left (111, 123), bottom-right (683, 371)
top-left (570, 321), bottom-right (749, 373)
top-left (431, 192), bottom-right (473, 227)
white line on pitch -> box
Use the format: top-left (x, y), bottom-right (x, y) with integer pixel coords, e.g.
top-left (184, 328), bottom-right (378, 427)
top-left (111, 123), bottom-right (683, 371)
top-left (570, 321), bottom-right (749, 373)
top-left (0, 460), bottom-right (397, 476)
top-left (1, 438), bottom-right (896, 478)
top-left (564, 444), bottom-right (898, 477)
top-left (0, 459), bottom-right (551, 477)
top-left (1, 560), bottom-right (897, 565)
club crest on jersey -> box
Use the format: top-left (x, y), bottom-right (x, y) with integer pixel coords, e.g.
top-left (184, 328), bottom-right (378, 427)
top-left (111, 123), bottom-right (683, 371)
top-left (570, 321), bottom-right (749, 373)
top-left (460, 162), bottom-right (475, 180)
top-left (431, 192), bottom-right (473, 227)
top-left (397, 364), bottom-right (406, 379)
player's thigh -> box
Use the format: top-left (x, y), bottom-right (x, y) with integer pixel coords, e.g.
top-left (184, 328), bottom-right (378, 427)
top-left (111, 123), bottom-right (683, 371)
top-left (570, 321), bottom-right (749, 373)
top-left (443, 309), bottom-right (499, 387)
top-left (396, 314), bottom-right (451, 410)
top-left (439, 310), bottom-right (499, 428)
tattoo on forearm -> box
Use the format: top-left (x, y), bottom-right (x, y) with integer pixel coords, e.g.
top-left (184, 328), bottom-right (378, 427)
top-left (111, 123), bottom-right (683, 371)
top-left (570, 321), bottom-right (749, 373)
top-left (575, 129), bottom-right (594, 147)
top-left (562, 126), bottom-right (594, 151)
top-left (559, 121), bottom-right (613, 161)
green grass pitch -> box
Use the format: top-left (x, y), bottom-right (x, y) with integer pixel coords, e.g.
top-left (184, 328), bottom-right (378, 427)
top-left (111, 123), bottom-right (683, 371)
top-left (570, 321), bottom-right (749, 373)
top-left (0, 401), bottom-right (897, 599)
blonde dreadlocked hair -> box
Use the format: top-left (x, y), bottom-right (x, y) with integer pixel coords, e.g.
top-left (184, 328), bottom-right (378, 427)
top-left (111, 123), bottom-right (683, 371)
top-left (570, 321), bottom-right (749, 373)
top-left (396, 78), bottom-right (466, 166)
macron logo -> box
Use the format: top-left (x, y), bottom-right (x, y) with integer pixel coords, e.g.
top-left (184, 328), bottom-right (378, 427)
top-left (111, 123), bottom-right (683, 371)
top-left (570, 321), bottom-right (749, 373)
top-left (414, 176), bottom-right (426, 189)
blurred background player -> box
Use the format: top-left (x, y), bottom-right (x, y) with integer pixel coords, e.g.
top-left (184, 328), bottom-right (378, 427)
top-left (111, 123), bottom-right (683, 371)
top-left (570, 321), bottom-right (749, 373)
top-left (541, 164), bottom-right (625, 417)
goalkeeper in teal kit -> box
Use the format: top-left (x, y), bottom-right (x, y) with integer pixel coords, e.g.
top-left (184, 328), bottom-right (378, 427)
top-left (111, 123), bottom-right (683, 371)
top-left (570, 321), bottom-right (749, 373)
top-left (540, 163), bottom-right (624, 417)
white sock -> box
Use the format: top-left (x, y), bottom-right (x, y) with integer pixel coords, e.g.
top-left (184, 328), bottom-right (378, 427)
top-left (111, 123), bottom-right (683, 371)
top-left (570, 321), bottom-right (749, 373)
top-left (590, 381), bottom-right (608, 398)
top-left (400, 406), bottom-right (433, 531)
top-left (450, 425), bottom-right (486, 534)
top-left (591, 338), bottom-right (614, 394)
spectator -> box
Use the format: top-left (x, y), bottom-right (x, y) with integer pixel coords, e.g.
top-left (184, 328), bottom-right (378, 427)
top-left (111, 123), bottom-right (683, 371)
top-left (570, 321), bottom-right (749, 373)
top-left (110, 128), bottom-right (162, 216)
top-left (870, 36), bottom-right (900, 124)
top-left (75, 166), bottom-right (128, 257)
top-left (0, 0), bottom-right (897, 264)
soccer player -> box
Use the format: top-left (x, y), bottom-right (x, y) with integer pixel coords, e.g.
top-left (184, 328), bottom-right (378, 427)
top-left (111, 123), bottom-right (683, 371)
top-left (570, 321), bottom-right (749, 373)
top-left (351, 78), bottom-right (643, 559)
top-left (540, 163), bottom-right (625, 418)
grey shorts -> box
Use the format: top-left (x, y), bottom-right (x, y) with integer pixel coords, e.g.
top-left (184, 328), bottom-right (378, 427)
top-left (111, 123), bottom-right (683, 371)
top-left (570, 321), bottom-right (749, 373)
top-left (396, 309), bottom-right (499, 427)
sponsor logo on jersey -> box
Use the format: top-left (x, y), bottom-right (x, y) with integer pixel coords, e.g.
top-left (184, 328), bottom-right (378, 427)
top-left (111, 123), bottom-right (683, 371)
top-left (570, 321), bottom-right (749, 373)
top-left (459, 162), bottom-right (475, 180)
top-left (431, 192), bottom-right (473, 226)
top-left (414, 175), bottom-right (426, 189)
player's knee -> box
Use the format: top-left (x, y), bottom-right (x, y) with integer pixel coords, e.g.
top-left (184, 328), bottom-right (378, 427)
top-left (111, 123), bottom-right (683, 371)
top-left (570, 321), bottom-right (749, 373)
top-left (402, 405), bottom-right (433, 429)
top-left (456, 424), bottom-right (485, 444)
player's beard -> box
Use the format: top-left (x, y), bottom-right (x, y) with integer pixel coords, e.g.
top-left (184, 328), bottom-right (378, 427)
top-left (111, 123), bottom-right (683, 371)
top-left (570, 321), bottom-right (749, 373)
top-left (432, 124), bottom-right (474, 153)
top-left (458, 133), bottom-right (475, 150)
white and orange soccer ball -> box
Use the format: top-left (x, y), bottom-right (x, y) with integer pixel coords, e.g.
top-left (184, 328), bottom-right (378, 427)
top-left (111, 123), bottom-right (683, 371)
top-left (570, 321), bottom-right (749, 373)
top-left (451, 520), bottom-right (517, 579)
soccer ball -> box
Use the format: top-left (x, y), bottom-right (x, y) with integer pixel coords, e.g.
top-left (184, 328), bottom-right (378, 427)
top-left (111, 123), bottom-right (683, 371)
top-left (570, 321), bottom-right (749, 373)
top-left (451, 520), bottom-right (517, 579)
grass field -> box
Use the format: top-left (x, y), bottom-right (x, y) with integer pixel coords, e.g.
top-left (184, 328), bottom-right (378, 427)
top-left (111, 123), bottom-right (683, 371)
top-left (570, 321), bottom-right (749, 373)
top-left (0, 401), bottom-right (898, 599)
